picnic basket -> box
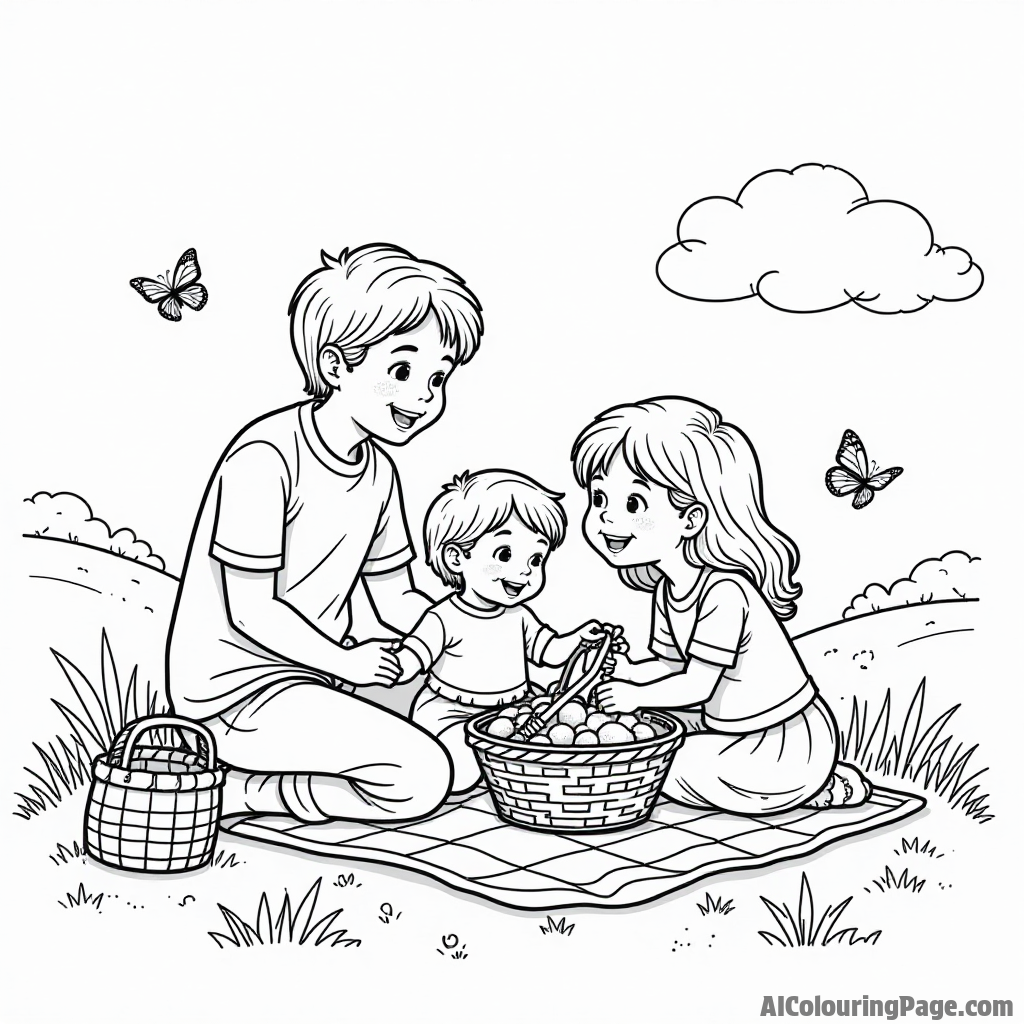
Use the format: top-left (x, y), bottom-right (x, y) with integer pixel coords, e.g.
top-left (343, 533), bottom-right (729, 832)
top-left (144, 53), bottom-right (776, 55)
top-left (467, 636), bottom-right (685, 833)
top-left (84, 715), bottom-right (226, 873)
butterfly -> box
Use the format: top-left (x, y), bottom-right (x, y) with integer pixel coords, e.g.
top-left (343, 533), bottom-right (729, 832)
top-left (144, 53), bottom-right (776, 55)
top-left (130, 248), bottom-right (208, 322)
top-left (825, 429), bottom-right (903, 509)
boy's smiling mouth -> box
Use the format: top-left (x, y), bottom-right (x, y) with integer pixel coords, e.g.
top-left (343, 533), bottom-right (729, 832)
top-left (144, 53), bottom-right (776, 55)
top-left (497, 579), bottom-right (526, 598)
top-left (388, 404), bottom-right (423, 431)
top-left (600, 532), bottom-right (634, 553)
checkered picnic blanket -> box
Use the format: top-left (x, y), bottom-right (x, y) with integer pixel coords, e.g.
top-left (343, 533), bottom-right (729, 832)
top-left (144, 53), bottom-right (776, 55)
top-left (221, 785), bottom-right (924, 909)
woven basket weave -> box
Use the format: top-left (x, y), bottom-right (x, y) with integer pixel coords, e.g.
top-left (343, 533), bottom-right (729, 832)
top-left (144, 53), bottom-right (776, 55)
top-left (84, 715), bottom-right (225, 873)
top-left (467, 709), bottom-right (684, 833)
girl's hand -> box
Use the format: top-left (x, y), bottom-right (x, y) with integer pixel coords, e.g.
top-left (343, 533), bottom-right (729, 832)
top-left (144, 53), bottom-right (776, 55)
top-left (601, 650), bottom-right (633, 680)
top-left (593, 679), bottom-right (645, 714)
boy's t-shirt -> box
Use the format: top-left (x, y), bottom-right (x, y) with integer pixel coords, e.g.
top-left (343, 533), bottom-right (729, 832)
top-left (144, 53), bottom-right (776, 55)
top-left (649, 568), bottom-right (817, 733)
top-left (403, 594), bottom-right (556, 706)
top-left (167, 401), bottom-right (414, 720)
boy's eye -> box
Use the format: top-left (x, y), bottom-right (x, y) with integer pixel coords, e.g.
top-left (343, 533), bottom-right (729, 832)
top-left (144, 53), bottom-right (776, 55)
top-left (389, 362), bottom-right (412, 382)
top-left (529, 553), bottom-right (544, 568)
top-left (429, 372), bottom-right (446, 388)
top-left (495, 546), bottom-right (512, 563)
top-left (592, 489), bottom-right (607, 509)
top-left (626, 494), bottom-right (648, 514)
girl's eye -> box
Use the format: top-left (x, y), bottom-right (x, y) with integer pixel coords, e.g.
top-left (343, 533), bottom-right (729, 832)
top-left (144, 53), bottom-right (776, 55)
top-left (592, 489), bottom-right (607, 509)
top-left (626, 493), bottom-right (648, 514)
top-left (429, 372), bottom-right (446, 388)
top-left (389, 362), bottom-right (411, 382)
top-left (495, 546), bottom-right (512, 563)
top-left (529, 553), bottom-right (544, 568)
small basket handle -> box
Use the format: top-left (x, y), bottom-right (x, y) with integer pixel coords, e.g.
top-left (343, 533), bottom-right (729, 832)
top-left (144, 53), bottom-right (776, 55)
top-left (109, 715), bottom-right (217, 770)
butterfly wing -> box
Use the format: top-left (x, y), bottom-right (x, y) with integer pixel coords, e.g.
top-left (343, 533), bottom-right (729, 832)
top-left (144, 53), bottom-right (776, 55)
top-left (825, 467), bottom-right (863, 497)
top-left (158, 294), bottom-right (183, 322)
top-left (170, 248), bottom-right (202, 290)
top-left (836, 429), bottom-right (870, 478)
top-left (130, 277), bottom-right (172, 304)
top-left (866, 467), bottom-right (903, 491)
top-left (178, 283), bottom-right (208, 311)
top-left (851, 486), bottom-right (875, 509)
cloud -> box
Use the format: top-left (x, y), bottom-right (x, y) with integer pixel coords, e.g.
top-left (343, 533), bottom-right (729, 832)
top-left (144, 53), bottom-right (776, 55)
top-left (21, 491), bottom-right (166, 570)
top-left (656, 164), bottom-right (983, 314)
top-left (843, 550), bottom-right (979, 619)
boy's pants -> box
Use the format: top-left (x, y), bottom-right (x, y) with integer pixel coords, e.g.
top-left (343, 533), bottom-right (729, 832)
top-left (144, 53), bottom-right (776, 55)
top-left (206, 679), bottom-right (453, 823)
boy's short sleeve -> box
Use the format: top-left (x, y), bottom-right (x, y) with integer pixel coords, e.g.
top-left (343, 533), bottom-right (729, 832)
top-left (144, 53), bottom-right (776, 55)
top-left (521, 607), bottom-right (556, 665)
top-left (649, 578), bottom-right (683, 661)
top-left (687, 580), bottom-right (749, 668)
top-left (403, 609), bottom-right (447, 674)
top-left (363, 457), bottom-right (414, 575)
top-left (210, 441), bottom-right (290, 571)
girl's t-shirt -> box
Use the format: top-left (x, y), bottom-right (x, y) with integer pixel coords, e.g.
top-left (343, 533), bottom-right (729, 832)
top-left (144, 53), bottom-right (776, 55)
top-left (649, 568), bottom-right (816, 733)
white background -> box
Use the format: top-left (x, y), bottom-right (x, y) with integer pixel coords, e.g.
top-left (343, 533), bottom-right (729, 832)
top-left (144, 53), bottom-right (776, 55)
top-left (1, 2), bottom-right (1020, 1021)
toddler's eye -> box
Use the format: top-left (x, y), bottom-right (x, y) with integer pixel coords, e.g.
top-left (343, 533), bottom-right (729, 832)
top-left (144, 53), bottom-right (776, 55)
top-left (389, 362), bottom-right (412, 382)
top-left (626, 494), bottom-right (648, 514)
top-left (495, 546), bottom-right (512, 563)
top-left (429, 372), bottom-right (446, 388)
top-left (592, 489), bottom-right (607, 509)
top-left (529, 553), bottom-right (544, 568)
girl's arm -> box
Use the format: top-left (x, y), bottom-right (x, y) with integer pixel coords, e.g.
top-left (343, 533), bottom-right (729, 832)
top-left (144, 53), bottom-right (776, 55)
top-left (594, 658), bottom-right (725, 714)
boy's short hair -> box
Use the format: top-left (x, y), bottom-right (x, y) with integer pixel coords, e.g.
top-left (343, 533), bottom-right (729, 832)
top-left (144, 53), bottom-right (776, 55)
top-left (288, 244), bottom-right (484, 400)
top-left (425, 470), bottom-right (567, 589)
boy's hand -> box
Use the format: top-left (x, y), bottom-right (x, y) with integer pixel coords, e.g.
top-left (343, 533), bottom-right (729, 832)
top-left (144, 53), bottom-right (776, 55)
top-left (337, 640), bottom-right (402, 687)
top-left (593, 679), bottom-right (644, 714)
top-left (572, 620), bottom-right (606, 646)
top-left (395, 646), bottom-right (423, 684)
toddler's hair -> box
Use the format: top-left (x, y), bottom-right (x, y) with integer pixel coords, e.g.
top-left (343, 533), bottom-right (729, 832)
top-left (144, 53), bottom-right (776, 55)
top-left (572, 397), bottom-right (802, 620)
top-left (288, 244), bottom-right (483, 400)
top-left (425, 470), bottom-right (567, 589)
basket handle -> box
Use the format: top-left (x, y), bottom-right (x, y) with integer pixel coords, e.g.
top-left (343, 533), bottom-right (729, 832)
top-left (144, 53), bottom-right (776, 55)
top-left (109, 715), bottom-right (217, 770)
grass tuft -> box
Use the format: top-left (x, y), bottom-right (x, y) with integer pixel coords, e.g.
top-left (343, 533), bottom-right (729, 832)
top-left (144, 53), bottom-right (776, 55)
top-left (50, 839), bottom-right (87, 866)
top-left (697, 892), bottom-right (736, 916)
top-left (212, 850), bottom-right (244, 869)
top-left (208, 878), bottom-right (361, 949)
top-left (539, 915), bottom-right (575, 936)
top-left (839, 678), bottom-right (993, 823)
top-left (894, 836), bottom-right (943, 859)
top-left (13, 630), bottom-right (169, 819)
top-left (758, 873), bottom-right (881, 947)
top-left (58, 883), bottom-right (104, 910)
top-left (866, 865), bottom-right (926, 894)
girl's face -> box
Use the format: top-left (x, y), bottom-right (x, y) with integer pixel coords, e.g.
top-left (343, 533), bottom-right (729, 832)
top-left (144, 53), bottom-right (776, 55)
top-left (583, 452), bottom-right (681, 569)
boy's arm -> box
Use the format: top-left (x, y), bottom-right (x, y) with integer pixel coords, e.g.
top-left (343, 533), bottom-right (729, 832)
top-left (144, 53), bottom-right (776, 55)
top-left (535, 619), bottom-right (606, 666)
top-left (363, 565), bottom-right (434, 635)
top-left (224, 569), bottom-right (401, 686)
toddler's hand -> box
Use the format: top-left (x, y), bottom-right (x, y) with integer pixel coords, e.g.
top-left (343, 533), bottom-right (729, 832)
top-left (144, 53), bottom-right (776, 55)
top-left (337, 639), bottom-right (401, 687)
top-left (573, 620), bottom-right (606, 645)
top-left (395, 646), bottom-right (423, 684)
top-left (593, 679), bottom-right (644, 714)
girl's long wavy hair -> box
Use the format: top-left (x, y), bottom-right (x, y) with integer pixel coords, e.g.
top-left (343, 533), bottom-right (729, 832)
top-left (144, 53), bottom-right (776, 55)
top-left (571, 397), bottom-right (802, 620)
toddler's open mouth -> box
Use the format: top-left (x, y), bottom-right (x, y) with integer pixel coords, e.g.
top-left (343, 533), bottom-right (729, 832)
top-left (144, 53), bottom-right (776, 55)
top-left (601, 533), bottom-right (634, 554)
top-left (500, 580), bottom-right (526, 598)
top-left (388, 404), bottom-right (423, 431)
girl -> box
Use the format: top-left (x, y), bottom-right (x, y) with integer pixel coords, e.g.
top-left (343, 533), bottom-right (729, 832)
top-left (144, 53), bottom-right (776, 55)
top-left (572, 397), bottom-right (870, 815)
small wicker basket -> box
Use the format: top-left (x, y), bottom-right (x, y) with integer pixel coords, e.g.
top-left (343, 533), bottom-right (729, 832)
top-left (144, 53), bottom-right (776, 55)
top-left (84, 715), bottom-right (225, 873)
top-left (467, 709), bottom-right (684, 833)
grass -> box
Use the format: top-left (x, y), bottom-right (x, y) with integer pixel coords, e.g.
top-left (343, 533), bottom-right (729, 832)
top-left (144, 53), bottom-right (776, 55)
top-left (208, 878), bottom-right (361, 949)
top-left (13, 630), bottom-right (169, 819)
top-left (838, 677), bottom-right (993, 823)
top-left (866, 866), bottom-right (927, 894)
top-left (539, 915), bottom-right (575, 936)
top-left (697, 893), bottom-right (735, 916)
top-left (212, 850), bottom-right (244, 869)
top-left (58, 883), bottom-right (104, 911)
top-left (894, 836), bottom-right (944, 859)
top-left (759, 873), bottom-right (881, 947)
top-left (50, 839), bottom-right (87, 866)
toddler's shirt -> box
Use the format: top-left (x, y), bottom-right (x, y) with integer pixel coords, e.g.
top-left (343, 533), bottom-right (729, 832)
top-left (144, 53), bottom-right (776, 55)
top-left (404, 595), bottom-right (556, 705)
top-left (649, 568), bottom-right (816, 733)
top-left (168, 400), bottom-right (413, 719)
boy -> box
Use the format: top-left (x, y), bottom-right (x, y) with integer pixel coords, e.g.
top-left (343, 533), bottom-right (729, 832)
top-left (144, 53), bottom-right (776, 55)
top-left (398, 470), bottom-right (607, 792)
top-left (165, 244), bottom-right (483, 824)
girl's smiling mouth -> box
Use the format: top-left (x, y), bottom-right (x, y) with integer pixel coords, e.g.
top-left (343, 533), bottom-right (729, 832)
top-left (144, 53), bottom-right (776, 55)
top-left (600, 532), bottom-right (634, 553)
top-left (388, 404), bottom-right (423, 430)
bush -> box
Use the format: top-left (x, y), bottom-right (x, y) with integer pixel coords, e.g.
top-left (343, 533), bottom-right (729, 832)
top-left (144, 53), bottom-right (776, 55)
top-left (843, 550), bottom-right (979, 619)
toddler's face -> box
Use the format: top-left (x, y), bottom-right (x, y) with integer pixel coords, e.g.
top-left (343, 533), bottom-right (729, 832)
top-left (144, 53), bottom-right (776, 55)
top-left (583, 452), bottom-right (680, 569)
top-left (346, 317), bottom-right (455, 446)
top-left (462, 516), bottom-right (551, 608)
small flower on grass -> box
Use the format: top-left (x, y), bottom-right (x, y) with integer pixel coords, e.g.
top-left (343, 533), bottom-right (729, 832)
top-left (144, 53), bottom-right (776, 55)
top-left (378, 901), bottom-right (401, 924)
top-left (437, 933), bottom-right (468, 959)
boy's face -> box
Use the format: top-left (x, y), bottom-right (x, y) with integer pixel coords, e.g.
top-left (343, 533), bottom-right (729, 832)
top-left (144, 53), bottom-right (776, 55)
top-left (346, 317), bottom-right (456, 446)
top-left (583, 451), bottom-right (681, 569)
top-left (461, 516), bottom-right (551, 609)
